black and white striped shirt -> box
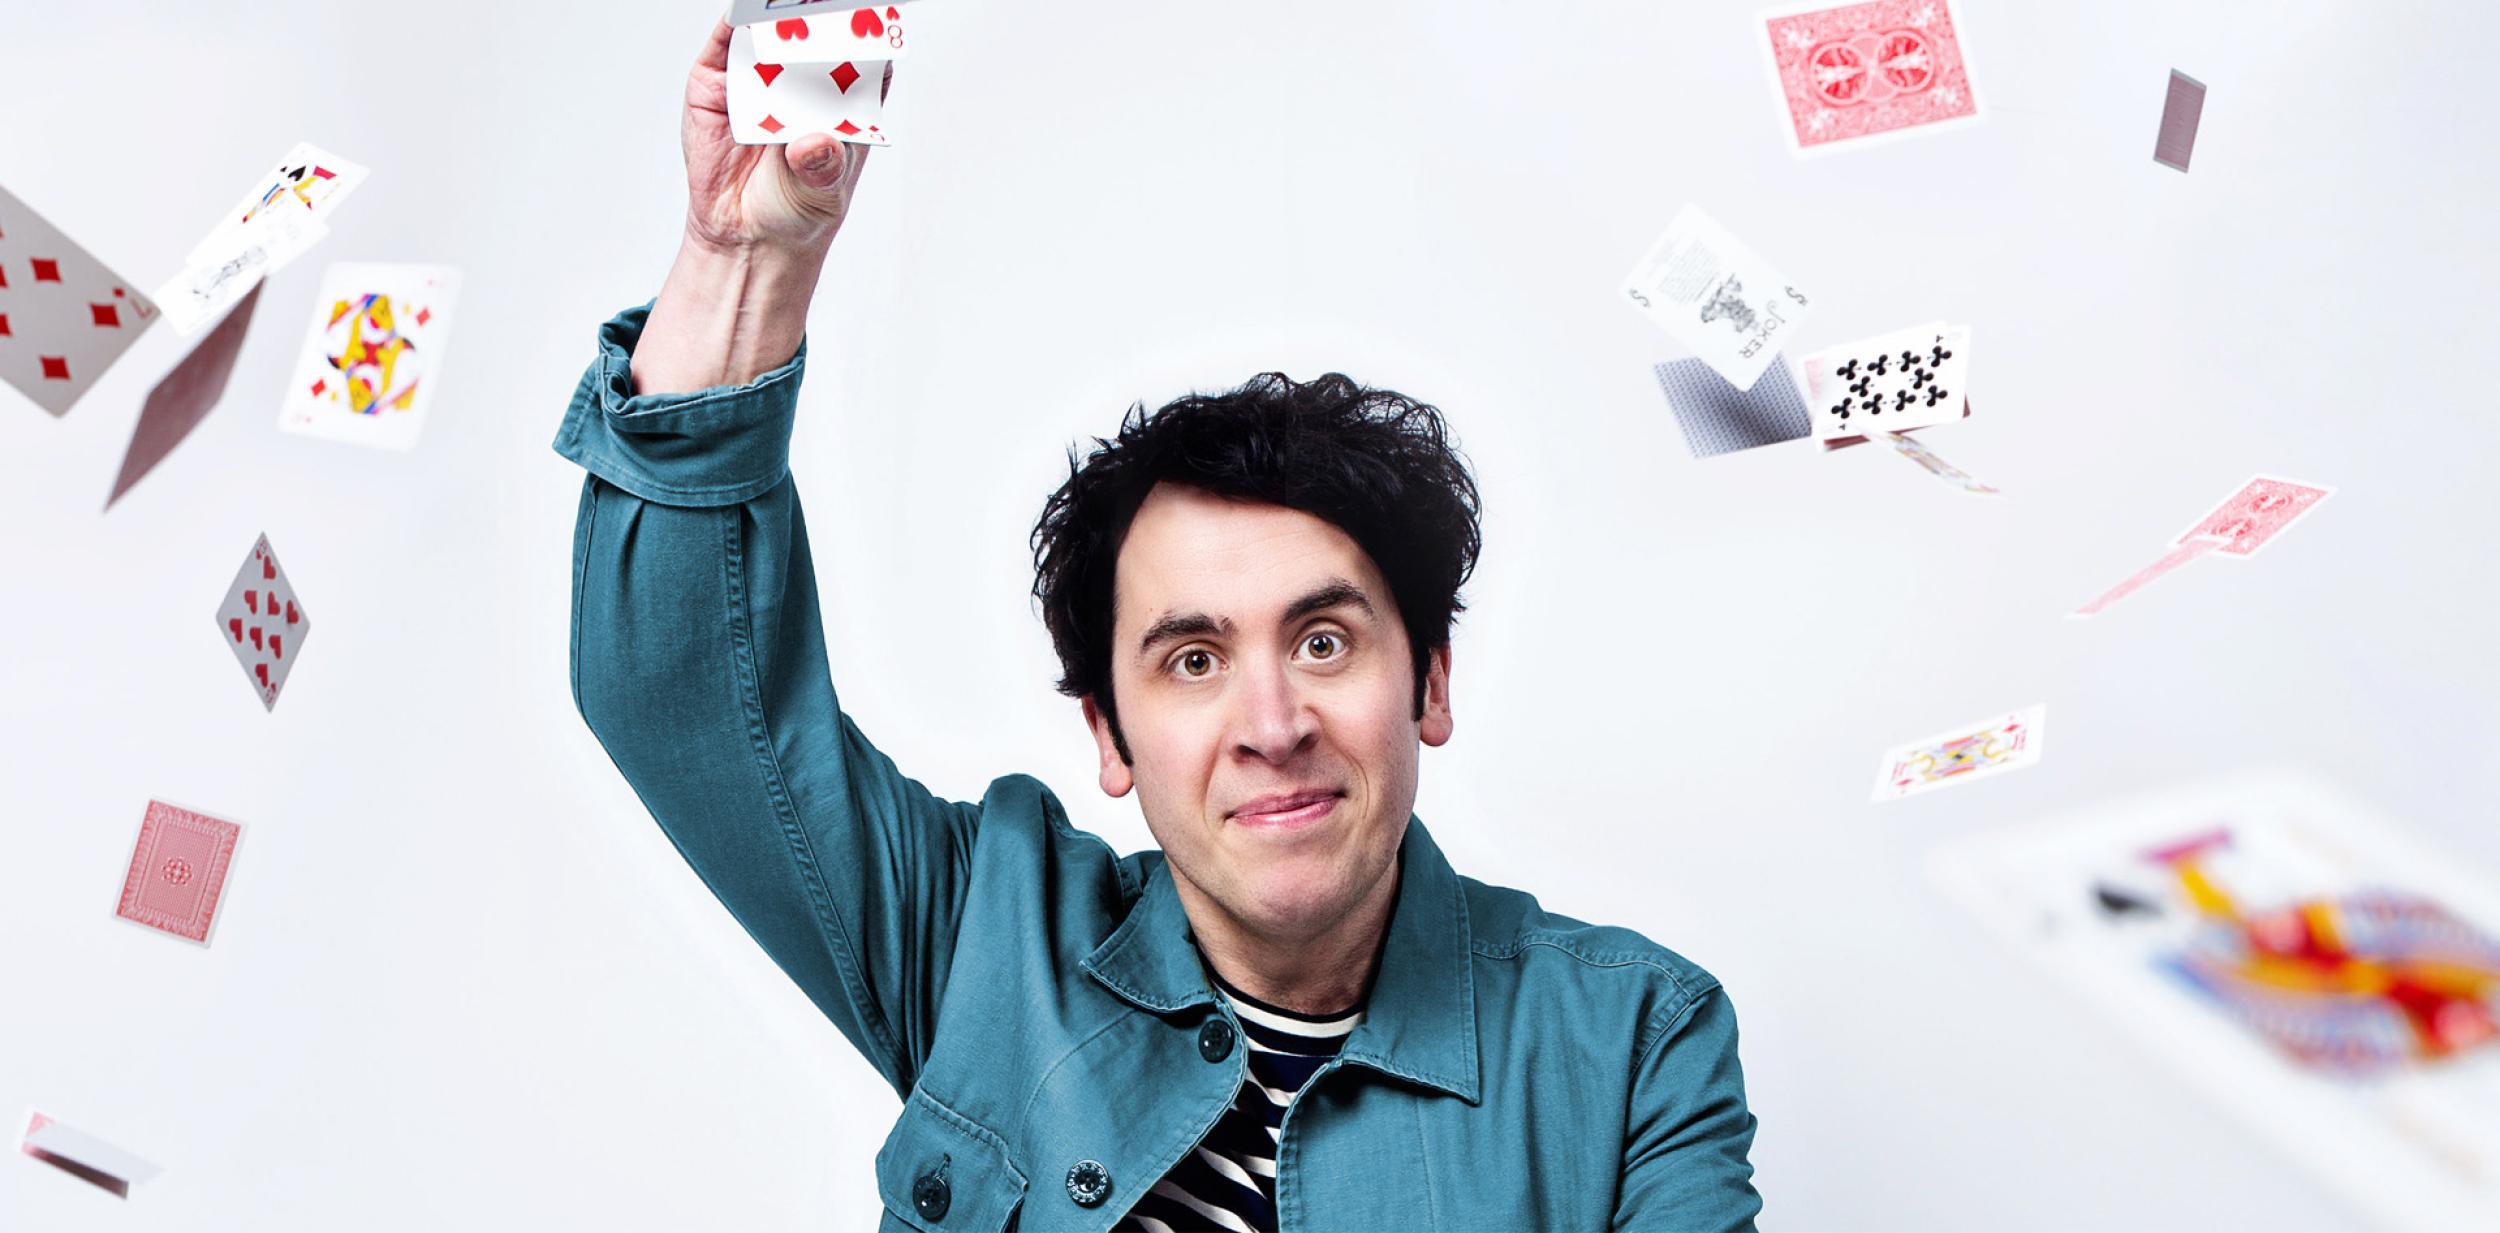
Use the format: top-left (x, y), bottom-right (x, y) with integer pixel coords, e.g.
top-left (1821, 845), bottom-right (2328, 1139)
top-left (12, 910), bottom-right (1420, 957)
top-left (1116, 973), bottom-right (1364, 1233)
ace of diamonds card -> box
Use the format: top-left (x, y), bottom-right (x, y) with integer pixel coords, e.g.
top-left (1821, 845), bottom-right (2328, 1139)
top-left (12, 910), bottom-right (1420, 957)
top-left (276, 262), bottom-right (460, 451)
top-left (214, 533), bottom-right (311, 711)
top-left (0, 183), bottom-right (159, 417)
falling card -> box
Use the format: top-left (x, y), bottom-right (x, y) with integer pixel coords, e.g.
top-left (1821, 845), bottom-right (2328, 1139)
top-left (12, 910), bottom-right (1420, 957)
top-left (0, 183), bottom-right (160, 417)
top-left (213, 533), bottom-right (311, 710)
top-left (1797, 322), bottom-right (1971, 441)
top-left (155, 219), bottom-right (325, 338)
top-left (276, 262), bottom-right (460, 451)
top-left (1884, 430), bottom-right (1998, 495)
top-left (108, 283), bottom-right (262, 508)
top-left (1760, 0), bottom-right (1985, 155)
top-left (1929, 773), bottom-right (2500, 1230)
top-left (20, 1110), bottom-right (163, 1197)
top-left (2069, 536), bottom-right (2224, 620)
top-left (734, 3), bottom-right (912, 61)
top-left (2154, 69), bottom-right (2207, 172)
top-left (2174, 474), bottom-right (2333, 558)
top-left (1621, 204), bottom-right (1812, 391)
top-left (1652, 355), bottom-right (1811, 458)
top-left (728, 27), bottom-right (893, 146)
top-left (114, 800), bottom-right (243, 946)
top-left (1872, 704), bottom-right (2045, 802)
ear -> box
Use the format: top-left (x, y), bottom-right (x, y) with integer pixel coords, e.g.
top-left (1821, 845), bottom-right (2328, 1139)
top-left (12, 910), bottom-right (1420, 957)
top-left (1418, 644), bottom-right (1454, 748)
top-left (1080, 695), bottom-right (1134, 797)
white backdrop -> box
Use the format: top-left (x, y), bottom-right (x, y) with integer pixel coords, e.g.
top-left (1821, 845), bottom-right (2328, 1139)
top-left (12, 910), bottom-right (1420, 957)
top-left (5, 1), bottom-right (2498, 1229)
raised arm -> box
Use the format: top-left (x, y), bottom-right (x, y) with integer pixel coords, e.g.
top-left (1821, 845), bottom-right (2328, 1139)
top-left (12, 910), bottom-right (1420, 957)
top-left (554, 21), bottom-right (963, 1095)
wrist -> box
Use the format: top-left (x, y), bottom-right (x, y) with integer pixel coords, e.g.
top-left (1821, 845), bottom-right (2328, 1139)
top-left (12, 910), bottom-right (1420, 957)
top-left (631, 231), bottom-right (830, 396)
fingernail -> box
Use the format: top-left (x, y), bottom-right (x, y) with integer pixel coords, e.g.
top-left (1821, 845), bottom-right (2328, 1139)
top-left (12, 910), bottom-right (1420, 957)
top-left (807, 146), bottom-right (838, 172)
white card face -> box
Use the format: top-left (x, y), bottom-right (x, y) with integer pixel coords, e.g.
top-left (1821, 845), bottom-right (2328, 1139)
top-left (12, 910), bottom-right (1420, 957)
top-left (185, 142), bottom-right (369, 272)
top-left (1620, 204), bottom-right (1812, 391)
top-left (275, 262), bottom-right (460, 451)
top-left (154, 220), bottom-right (328, 338)
top-left (1871, 704), bottom-right (2045, 802)
top-left (727, 26), bottom-right (893, 146)
top-left (731, 1), bottom-right (912, 61)
top-left (1797, 322), bottom-right (1971, 440)
top-left (0, 183), bottom-right (161, 416)
top-left (22, 1113), bottom-right (164, 1187)
top-left (1928, 773), bottom-right (2500, 1231)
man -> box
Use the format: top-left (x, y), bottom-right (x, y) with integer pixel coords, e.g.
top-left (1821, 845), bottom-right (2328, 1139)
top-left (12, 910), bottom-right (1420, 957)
top-left (556, 19), bottom-right (1761, 1232)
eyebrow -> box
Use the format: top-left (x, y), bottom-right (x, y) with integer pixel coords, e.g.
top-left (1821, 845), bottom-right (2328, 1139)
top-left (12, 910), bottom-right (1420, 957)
top-left (1134, 578), bottom-right (1378, 660)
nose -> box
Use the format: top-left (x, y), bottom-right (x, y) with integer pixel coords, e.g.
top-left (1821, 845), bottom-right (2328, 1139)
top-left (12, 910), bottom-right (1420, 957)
top-left (1230, 653), bottom-right (1317, 764)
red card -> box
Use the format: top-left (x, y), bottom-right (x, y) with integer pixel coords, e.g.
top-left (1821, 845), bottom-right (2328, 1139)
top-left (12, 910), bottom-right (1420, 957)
top-left (115, 800), bottom-right (242, 945)
top-left (1762, 0), bottom-right (1985, 155)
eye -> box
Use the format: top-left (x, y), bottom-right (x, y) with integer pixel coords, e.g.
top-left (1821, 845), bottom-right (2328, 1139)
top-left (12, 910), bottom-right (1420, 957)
top-left (1174, 649), bottom-right (1216, 679)
top-left (1302, 632), bottom-right (1342, 660)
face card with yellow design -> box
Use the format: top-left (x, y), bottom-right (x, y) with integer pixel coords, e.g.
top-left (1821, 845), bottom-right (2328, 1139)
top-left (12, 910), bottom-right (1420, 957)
top-left (276, 262), bottom-right (459, 451)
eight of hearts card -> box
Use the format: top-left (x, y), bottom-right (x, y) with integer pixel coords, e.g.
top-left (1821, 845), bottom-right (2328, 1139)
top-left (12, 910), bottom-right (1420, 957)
top-left (1621, 204), bottom-right (1813, 391)
top-left (276, 263), bottom-right (460, 451)
top-left (1761, 0), bottom-right (1985, 155)
top-left (1927, 773), bottom-right (2500, 1229)
top-left (115, 800), bottom-right (244, 946)
top-left (735, 2), bottom-right (912, 61)
top-left (729, 27), bottom-right (893, 146)
top-left (215, 533), bottom-right (311, 710)
top-left (0, 183), bottom-right (160, 417)
top-left (1873, 704), bottom-right (2045, 802)
top-left (1797, 322), bottom-right (1972, 442)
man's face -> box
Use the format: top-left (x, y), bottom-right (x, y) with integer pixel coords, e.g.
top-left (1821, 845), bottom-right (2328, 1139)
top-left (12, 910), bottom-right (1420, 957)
top-left (1083, 483), bottom-right (1454, 943)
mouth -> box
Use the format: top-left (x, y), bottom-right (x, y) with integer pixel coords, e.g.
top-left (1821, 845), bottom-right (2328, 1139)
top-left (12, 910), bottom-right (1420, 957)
top-left (1227, 788), bottom-right (1344, 830)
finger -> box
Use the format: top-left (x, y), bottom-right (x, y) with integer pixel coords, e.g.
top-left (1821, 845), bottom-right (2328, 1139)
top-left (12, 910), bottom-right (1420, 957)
top-left (695, 16), bottom-right (733, 72)
top-left (783, 134), bottom-right (850, 190)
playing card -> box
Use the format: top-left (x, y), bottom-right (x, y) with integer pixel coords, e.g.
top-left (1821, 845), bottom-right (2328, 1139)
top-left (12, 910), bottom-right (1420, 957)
top-left (728, 27), bottom-right (893, 146)
top-left (1652, 355), bottom-right (1811, 458)
top-left (2174, 474), bottom-right (2333, 558)
top-left (185, 142), bottom-right (370, 271)
top-left (108, 283), bottom-right (261, 509)
top-left (154, 219), bottom-right (325, 338)
top-left (733, 2), bottom-right (912, 61)
top-left (1928, 773), bottom-right (2500, 1230)
top-left (1872, 704), bottom-right (2045, 802)
top-left (214, 533), bottom-right (311, 710)
top-left (0, 183), bottom-right (160, 417)
top-left (1621, 205), bottom-right (1812, 391)
top-left (276, 262), bottom-right (460, 451)
top-left (1761, 0), bottom-right (1985, 155)
top-left (20, 1110), bottom-right (162, 1197)
top-left (114, 800), bottom-right (243, 945)
top-left (1797, 322), bottom-right (1971, 441)
top-left (2154, 69), bottom-right (2207, 172)
top-left (1884, 430), bottom-right (1999, 495)
top-left (2069, 536), bottom-right (2224, 619)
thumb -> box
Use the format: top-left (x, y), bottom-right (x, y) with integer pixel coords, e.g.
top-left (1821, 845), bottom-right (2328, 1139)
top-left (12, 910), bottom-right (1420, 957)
top-left (783, 134), bottom-right (852, 192)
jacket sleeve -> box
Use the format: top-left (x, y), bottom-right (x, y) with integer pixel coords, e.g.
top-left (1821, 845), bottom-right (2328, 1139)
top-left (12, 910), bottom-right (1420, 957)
top-left (1613, 983), bottom-right (1764, 1233)
top-left (554, 302), bottom-right (976, 1097)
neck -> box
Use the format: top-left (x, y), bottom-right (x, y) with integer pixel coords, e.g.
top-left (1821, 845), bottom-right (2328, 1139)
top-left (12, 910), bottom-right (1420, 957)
top-left (1178, 850), bottom-right (1401, 1016)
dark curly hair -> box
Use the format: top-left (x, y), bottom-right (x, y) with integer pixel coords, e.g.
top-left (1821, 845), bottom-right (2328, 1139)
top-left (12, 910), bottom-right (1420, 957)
top-left (1031, 373), bottom-right (1483, 764)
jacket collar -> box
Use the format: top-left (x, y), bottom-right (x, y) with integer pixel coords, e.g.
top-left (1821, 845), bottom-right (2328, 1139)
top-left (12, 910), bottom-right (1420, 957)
top-left (1080, 817), bottom-right (1482, 1105)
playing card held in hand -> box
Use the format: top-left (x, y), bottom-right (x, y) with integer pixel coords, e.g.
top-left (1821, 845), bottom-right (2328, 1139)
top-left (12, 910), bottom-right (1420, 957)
top-left (214, 533), bottom-right (311, 711)
top-left (728, 25), bottom-right (893, 147)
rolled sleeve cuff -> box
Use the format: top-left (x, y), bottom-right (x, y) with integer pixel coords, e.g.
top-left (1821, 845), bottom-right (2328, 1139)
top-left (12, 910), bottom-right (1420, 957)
top-left (550, 301), bottom-right (806, 507)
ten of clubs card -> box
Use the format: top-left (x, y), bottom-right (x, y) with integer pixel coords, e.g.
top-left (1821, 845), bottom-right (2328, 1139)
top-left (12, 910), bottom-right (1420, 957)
top-left (276, 262), bottom-right (460, 451)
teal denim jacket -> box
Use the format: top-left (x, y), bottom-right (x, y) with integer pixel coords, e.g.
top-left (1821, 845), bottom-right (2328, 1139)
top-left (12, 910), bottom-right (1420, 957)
top-left (556, 305), bottom-right (1763, 1232)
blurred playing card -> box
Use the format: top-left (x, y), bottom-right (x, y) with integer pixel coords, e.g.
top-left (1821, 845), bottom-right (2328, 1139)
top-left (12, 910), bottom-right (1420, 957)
top-left (2154, 69), bottom-right (2207, 172)
top-left (1652, 355), bottom-right (1810, 458)
top-left (20, 1110), bottom-right (162, 1197)
top-left (1872, 705), bottom-right (2045, 802)
top-left (1621, 205), bottom-right (1812, 391)
top-left (1760, 0), bottom-right (1985, 155)
top-left (735, 2), bottom-right (912, 61)
top-left (114, 800), bottom-right (243, 946)
top-left (0, 183), bottom-right (160, 417)
top-left (728, 27), bottom-right (893, 146)
top-left (185, 142), bottom-right (369, 271)
top-left (2070, 537), bottom-right (2224, 620)
top-left (1797, 322), bottom-right (1970, 441)
top-left (155, 219), bottom-right (324, 338)
top-left (276, 262), bottom-right (460, 451)
top-left (1928, 772), bottom-right (2500, 1230)
top-left (214, 534), bottom-right (311, 710)
top-left (1884, 430), bottom-right (1998, 495)
top-left (107, 284), bottom-right (262, 509)
top-left (2174, 475), bottom-right (2332, 558)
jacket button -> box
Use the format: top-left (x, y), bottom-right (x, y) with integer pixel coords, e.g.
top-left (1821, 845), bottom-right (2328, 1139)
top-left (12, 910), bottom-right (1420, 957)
top-left (1065, 1159), bottom-right (1113, 1208)
top-left (912, 1169), bottom-right (951, 1222)
top-left (1197, 1017), bottom-right (1236, 1063)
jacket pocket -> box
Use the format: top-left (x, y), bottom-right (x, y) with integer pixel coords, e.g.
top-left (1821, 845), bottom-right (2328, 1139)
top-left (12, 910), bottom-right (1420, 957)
top-left (876, 1087), bottom-right (1028, 1232)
